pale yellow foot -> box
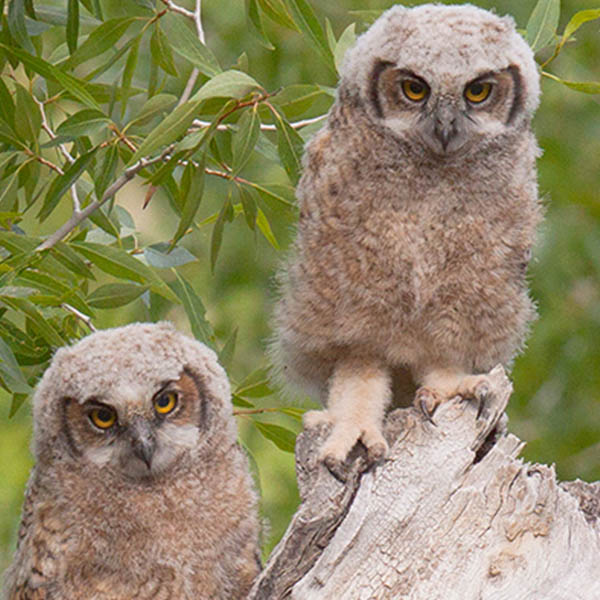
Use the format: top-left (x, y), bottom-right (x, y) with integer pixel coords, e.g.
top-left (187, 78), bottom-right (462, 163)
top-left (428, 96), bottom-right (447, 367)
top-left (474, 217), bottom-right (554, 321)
top-left (304, 359), bottom-right (391, 469)
top-left (415, 368), bottom-right (492, 420)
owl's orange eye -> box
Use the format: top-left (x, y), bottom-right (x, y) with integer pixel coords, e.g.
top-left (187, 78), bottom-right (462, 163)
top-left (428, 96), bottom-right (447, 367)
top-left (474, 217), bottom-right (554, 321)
top-left (465, 81), bottom-right (492, 103)
top-left (89, 407), bottom-right (117, 430)
top-left (154, 392), bottom-right (178, 415)
top-left (402, 79), bottom-right (428, 102)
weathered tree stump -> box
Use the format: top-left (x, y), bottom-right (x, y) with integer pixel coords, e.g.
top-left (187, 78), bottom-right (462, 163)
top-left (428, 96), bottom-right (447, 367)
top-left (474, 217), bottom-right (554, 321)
top-left (249, 366), bottom-right (600, 599)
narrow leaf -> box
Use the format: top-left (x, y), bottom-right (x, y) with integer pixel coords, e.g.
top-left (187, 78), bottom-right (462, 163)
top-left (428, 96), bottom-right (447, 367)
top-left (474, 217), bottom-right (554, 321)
top-left (526, 0), bottom-right (560, 52)
top-left (64, 17), bottom-right (138, 69)
top-left (94, 144), bottom-right (119, 200)
top-left (559, 9), bottom-right (600, 51)
top-left (126, 93), bottom-right (177, 128)
top-left (542, 71), bottom-right (600, 94)
top-left (334, 23), bottom-right (356, 74)
top-left (168, 270), bottom-right (214, 345)
top-left (7, 0), bottom-right (35, 53)
top-left (150, 23), bottom-right (178, 77)
top-left (0, 77), bottom-right (15, 127)
top-left (14, 84), bottom-right (41, 144)
top-left (1, 297), bottom-right (66, 346)
top-left (218, 327), bottom-right (237, 371)
top-left (239, 185), bottom-right (258, 230)
top-left (210, 199), bottom-right (232, 271)
top-left (165, 13), bottom-right (221, 77)
top-left (256, 207), bottom-right (280, 249)
top-left (254, 421), bottom-right (296, 452)
top-left (50, 242), bottom-right (94, 279)
top-left (272, 108), bottom-right (304, 185)
top-left (121, 34), bottom-right (141, 118)
top-left (0, 338), bottom-right (32, 393)
top-left (171, 157), bottom-right (205, 247)
top-left (38, 146), bottom-right (99, 222)
top-left (284, 0), bottom-right (335, 70)
top-left (88, 282), bottom-right (148, 308)
top-left (232, 104), bottom-right (260, 174)
top-left (0, 44), bottom-right (101, 110)
top-left (257, 0), bottom-right (297, 30)
top-left (144, 245), bottom-right (197, 268)
top-left (247, 0), bottom-right (275, 50)
top-left (55, 108), bottom-right (109, 139)
top-left (66, 0), bottom-right (79, 54)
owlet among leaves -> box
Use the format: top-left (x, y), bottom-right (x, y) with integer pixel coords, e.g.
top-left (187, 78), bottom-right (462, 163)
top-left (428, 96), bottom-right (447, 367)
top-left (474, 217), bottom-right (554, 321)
top-left (272, 4), bottom-right (543, 469)
top-left (4, 322), bottom-right (261, 600)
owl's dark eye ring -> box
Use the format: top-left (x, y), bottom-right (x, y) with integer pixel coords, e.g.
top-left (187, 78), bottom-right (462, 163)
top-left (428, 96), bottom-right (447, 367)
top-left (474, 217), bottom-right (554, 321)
top-left (401, 79), bottom-right (429, 102)
top-left (89, 406), bottom-right (117, 430)
top-left (465, 81), bottom-right (492, 104)
top-left (154, 391), bottom-right (178, 416)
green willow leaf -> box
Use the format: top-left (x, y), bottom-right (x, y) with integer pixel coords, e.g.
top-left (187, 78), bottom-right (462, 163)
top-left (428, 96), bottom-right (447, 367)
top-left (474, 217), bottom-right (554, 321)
top-left (232, 104), bottom-right (260, 175)
top-left (247, 0), bottom-right (275, 50)
top-left (7, 0), bottom-right (35, 53)
top-left (129, 71), bottom-right (261, 165)
top-left (256, 207), bottom-right (280, 249)
top-left (168, 270), bottom-right (214, 346)
top-left (334, 23), bottom-right (356, 74)
top-left (1, 297), bottom-right (66, 346)
top-left (0, 77), bottom-right (15, 127)
top-left (284, 0), bottom-right (335, 71)
top-left (559, 9), bottom-right (600, 52)
top-left (87, 282), bottom-right (149, 308)
top-left (210, 199), bottom-right (234, 271)
top-left (14, 84), bottom-right (41, 145)
top-left (70, 241), bottom-right (178, 302)
top-left (0, 338), bottom-right (32, 394)
top-left (257, 0), bottom-right (297, 31)
top-left (526, 0), bottom-right (560, 53)
top-left (542, 71), bottom-right (600, 94)
top-left (66, 0), bottom-right (79, 54)
top-left (63, 17), bottom-right (138, 69)
top-left (254, 421), bottom-right (297, 452)
top-left (94, 144), bottom-right (119, 201)
top-left (218, 327), bottom-right (238, 371)
top-left (238, 185), bottom-right (258, 230)
top-left (165, 13), bottom-right (221, 77)
top-left (150, 23), bottom-right (178, 77)
top-left (121, 34), bottom-right (141, 118)
top-left (0, 44), bottom-right (101, 110)
top-left (55, 109), bottom-right (110, 139)
top-left (271, 108), bottom-right (304, 185)
top-left (37, 146), bottom-right (99, 222)
top-left (49, 242), bottom-right (94, 279)
top-left (126, 93), bottom-right (177, 128)
top-left (171, 157), bottom-right (205, 248)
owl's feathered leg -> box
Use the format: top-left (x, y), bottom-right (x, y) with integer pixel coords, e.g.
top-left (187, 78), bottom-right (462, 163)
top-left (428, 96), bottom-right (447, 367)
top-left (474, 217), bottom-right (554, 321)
top-left (415, 368), bottom-right (492, 421)
top-left (304, 358), bottom-right (391, 469)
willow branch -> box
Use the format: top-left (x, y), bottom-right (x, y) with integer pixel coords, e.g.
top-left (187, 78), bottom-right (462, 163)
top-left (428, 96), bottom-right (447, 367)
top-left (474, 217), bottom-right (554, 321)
top-left (177, 0), bottom-right (205, 106)
top-left (36, 145), bottom-right (176, 251)
top-left (62, 304), bottom-right (96, 332)
top-left (34, 96), bottom-right (81, 212)
top-left (191, 114), bottom-right (327, 132)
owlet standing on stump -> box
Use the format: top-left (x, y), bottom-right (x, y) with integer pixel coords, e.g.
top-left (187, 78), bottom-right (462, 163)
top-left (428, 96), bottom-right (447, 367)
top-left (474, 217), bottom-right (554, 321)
top-left (4, 322), bottom-right (261, 600)
top-left (272, 4), bottom-right (543, 469)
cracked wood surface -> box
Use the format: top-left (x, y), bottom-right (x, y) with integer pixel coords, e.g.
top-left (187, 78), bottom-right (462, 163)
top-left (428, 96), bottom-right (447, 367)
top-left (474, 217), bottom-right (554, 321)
top-left (248, 366), bottom-right (600, 600)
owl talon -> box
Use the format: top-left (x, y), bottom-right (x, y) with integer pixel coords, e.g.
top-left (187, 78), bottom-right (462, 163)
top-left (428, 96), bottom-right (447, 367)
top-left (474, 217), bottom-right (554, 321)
top-left (415, 387), bottom-right (441, 424)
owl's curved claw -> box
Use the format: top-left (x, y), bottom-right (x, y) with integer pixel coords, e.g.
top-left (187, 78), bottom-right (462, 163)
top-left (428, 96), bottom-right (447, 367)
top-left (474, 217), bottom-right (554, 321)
top-left (414, 387), bottom-right (440, 425)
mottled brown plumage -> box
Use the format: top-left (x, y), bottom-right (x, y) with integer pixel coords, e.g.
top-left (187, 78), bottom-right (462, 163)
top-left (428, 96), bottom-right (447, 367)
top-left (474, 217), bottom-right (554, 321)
top-left (4, 322), bottom-right (260, 600)
top-left (272, 4), bottom-right (543, 468)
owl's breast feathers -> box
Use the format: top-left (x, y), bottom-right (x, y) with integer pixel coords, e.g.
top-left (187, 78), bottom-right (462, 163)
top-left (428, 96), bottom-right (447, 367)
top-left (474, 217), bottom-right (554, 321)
top-left (285, 120), bottom-right (541, 369)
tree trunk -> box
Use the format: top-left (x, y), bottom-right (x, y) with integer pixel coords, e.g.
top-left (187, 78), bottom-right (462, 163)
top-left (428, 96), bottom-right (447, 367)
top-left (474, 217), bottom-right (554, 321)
top-left (248, 366), bottom-right (600, 599)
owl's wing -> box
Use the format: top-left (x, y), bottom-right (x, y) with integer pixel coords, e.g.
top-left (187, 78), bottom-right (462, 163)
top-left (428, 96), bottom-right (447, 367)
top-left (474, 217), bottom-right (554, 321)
top-left (4, 473), bottom-right (63, 600)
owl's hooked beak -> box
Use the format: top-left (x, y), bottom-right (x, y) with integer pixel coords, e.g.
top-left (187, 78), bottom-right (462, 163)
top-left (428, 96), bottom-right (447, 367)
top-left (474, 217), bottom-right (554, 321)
top-left (129, 417), bottom-right (156, 470)
top-left (421, 101), bottom-right (467, 155)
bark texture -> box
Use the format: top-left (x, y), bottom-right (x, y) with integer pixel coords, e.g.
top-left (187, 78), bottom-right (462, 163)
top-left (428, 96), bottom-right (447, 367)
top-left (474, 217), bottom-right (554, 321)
top-left (249, 366), bottom-right (600, 600)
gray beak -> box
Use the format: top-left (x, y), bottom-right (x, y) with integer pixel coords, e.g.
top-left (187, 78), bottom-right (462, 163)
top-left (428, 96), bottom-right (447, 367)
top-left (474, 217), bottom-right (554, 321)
top-left (433, 104), bottom-right (459, 152)
top-left (129, 418), bottom-right (156, 470)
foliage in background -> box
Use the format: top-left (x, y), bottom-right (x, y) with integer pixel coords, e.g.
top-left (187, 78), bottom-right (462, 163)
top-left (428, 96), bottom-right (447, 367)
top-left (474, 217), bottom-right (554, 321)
top-left (0, 0), bottom-right (598, 575)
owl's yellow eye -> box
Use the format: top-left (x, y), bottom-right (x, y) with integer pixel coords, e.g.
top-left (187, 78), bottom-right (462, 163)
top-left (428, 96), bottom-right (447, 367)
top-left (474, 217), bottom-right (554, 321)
top-left (465, 81), bottom-right (492, 103)
top-left (154, 392), bottom-right (178, 415)
top-left (89, 407), bottom-right (117, 430)
top-left (402, 79), bottom-right (428, 102)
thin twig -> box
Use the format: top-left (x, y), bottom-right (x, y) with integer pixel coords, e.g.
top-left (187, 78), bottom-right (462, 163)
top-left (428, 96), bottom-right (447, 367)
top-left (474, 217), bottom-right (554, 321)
top-left (233, 407), bottom-right (281, 416)
top-left (176, 0), bottom-right (205, 106)
top-left (36, 145), bottom-right (176, 251)
top-left (34, 96), bottom-right (81, 211)
top-left (159, 0), bottom-right (194, 20)
top-left (62, 304), bottom-right (96, 332)
top-left (191, 114), bottom-right (327, 132)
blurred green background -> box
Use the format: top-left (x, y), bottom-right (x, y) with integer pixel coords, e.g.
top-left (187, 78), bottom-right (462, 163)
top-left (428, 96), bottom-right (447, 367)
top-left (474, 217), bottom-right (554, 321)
top-left (1, 0), bottom-right (599, 580)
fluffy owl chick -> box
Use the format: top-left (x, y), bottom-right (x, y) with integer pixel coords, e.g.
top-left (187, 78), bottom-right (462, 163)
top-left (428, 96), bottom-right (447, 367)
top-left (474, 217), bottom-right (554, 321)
top-left (273, 4), bottom-right (543, 468)
top-left (4, 322), bottom-right (261, 600)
